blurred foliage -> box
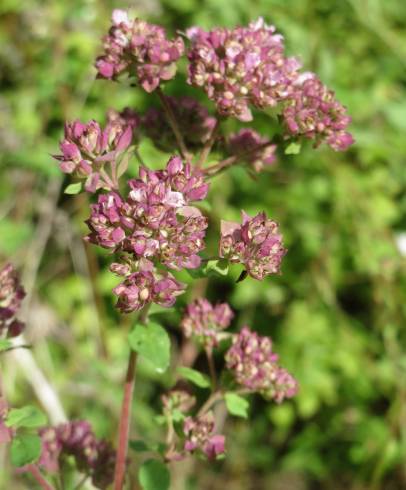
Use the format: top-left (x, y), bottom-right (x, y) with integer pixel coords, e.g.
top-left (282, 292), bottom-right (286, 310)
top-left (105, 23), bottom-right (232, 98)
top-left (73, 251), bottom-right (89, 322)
top-left (1, 0), bottom-right (406, 489)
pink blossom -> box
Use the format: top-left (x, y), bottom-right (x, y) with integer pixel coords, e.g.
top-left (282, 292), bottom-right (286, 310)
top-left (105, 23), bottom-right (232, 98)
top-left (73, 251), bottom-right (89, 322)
top-left (219, 211), bottom-right (286, 280)
top-left (228, 129), bottom-right (276, 172)
top-left (183, 412), bottom-right (225, 459)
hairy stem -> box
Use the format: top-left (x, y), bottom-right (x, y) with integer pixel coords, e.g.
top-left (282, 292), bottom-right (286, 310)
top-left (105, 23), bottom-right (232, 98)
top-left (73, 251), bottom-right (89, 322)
top-left (157, 88), bottom-right (191, 161)
top-left (27, 465), bottom-right (56, 490)
top-left (113, 306), bottom-right (150, 490)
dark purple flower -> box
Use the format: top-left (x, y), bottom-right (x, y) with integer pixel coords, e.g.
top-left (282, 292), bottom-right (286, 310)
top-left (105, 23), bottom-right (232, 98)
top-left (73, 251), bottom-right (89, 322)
top-left (282, 72), bottom-right (354, 151)
top-left (181, 298), bottom-right (234, 347)
top-left (143, 96), bottom-right (216, 152)
top-left (225, 326), bottom-right (298, 402)
top-left (228, 129), bottom-right (276, 172)
top-left (219, 211), bottom-right (286, 280)
top-left (187, 18), bottom-right (301, 121)
top-left (95, 10), bottom-right (184, 92)
top-left (0, 263), bottom-right (25, 338)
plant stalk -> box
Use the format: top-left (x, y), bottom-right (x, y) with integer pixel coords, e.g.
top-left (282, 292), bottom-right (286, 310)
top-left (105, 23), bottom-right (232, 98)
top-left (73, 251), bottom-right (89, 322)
top-left (27, 465), bottom-right (56, 490)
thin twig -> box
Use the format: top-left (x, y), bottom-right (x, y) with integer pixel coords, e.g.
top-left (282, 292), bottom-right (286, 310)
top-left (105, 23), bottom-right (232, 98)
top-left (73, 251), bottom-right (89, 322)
top-left (203, 141), bottom-right (275, 177)
top-left (27, 465), bottom-right (56, 490)
top-left (134, 148), bottom-right (146, 167)
top-left (156, 88), bottom-right (191, 161)
top-left (196, 120), bottom-right (221, 168)
top-left (205, 346), bottom-right (217, 390)
top-left (197, 391), bottom-right (223, 417)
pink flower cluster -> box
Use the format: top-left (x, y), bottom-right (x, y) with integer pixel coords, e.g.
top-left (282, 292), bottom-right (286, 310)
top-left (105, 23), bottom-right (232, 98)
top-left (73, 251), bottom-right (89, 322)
top-left (111, 260), bottom-right (185, 313)
top-left (143, 96), bottom-right (217, 152)
top-left (187, 18), bottom-right (301, 121)
top-left (96, 10), bottom-right (184, 92)
top-left (283, 73), bottom-right (354, 151)
top-left (183, 412), bottom-right (225, 460)
top-left (0, 263), bottom-right (25, 338)
top-left (39, 420), bottom-right (115, 489)
top-left (161, 389), bottom-right (196, 414)
top-left (54, 115), bottom-right (136, 192)
top-left (85, 156), bottom-right (209, 312)
top-left (228, 128), bottom-right (276, 172)
top-left (219, 211), bottom-right (286, 280)
top-left (180, 298), bottom-right (234, 347)
top-left (225, 326), bottom-right (298, 402)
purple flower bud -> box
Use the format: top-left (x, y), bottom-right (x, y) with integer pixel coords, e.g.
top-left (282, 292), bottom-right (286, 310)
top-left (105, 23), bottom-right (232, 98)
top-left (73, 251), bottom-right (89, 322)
top-left (219, 211), bottom-right (286, 280)
top-left (225, 326), bottom-right (298, 402)
top-left (0, 263), bottom-right (25, 338)
top-left (228, 129), bottom-right (277, 172)
top-left (96, 13), bottom-right (184, 91)
top-left (282, 73), bottom-right (354, 151)
top-left (183, 412), bottom-right (225, 460)
top-left (181, 298), bottom-right (234, 347)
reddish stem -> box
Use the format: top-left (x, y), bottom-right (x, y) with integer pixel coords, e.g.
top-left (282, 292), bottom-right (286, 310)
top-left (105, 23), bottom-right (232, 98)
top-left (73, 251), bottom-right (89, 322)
top-left (113, 350), bottom-right (138, 490)
top-left (27, 465), bottom-right (56, 490)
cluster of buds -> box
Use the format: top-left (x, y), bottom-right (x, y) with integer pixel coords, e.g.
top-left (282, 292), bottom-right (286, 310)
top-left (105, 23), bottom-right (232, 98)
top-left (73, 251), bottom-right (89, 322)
top-left (96, 10), bottom-right (184, 92)
top-left (183, 412), bottom-right (225, 460)
top-left (39, 420), bottom-right (115, 489)
top-left (225, 326), bottom-right (298, 402)
top-left (283, 73), bottom-right (354, 151)
top-left (111, 259), bottom-right (186, 313)
top-left (54, 116), bottom-right (136, 192)
top-left (143, 96), bottom-right (217, 153)
top-left (187, 18), bottom-right (301, 121)
top-left (228, 129), bottom-right (277, 172)
top-left (180, 298), bottom-right (234, 347)
top-left (0, 263), bottom-right (25, 338)
top-left (219, 211), bottom-right (286, 280)
top-left (161, 389), bottom-right (196, 415)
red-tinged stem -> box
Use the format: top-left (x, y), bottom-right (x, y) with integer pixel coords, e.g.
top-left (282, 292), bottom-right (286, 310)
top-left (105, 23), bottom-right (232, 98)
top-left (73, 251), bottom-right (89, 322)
top-left (113, 349), bottom-right (138, 490)
top-left (197, 120), bottom-right (221, 168)
top-left (157, 87), bottom-right (191, 162)
top-left (113, 306), bottom-right (150, 490)
top-left (203, 141), bottom-right (275, 177)
top-left (27, 465), bottom-right (56, 490)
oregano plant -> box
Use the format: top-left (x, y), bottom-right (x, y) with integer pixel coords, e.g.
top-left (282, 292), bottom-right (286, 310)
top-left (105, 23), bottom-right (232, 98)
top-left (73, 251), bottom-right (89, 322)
top-left (0, 9), bottom-right (354, 490)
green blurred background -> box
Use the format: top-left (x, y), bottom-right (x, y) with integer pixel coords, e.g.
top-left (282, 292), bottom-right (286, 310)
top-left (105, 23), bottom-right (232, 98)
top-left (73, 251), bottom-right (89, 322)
top-left (1, 0), bottom-right (406, 488)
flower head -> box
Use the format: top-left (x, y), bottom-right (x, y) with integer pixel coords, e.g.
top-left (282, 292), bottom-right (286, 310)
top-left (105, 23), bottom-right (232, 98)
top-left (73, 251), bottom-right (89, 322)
top-left (39, 420), bottom-right (115, 489)
top-left (283, 73), bottom-right (354, 151)
top-left (54, 117), bottom-right (134, 192)
top-left (181, 298), bottom-right (234, 347)
top-left (112, 260), bottom-right (186, 313)
top-left (228, 129), bottom-right (276, 172)
top-left (0, 263), bottom-right (25, 338)
top-left (225, 326), bottom-right (298, 402)
top-left (183, 412), bottom-right (225, 459)
top-left (219, 211), bottom-right (286, 280)
top-left (187, 18), bottom-right (301, 121)
top-left (85, 156), bottom-right (209, 271)
top-left (161, 389), bottom-right (196, 414)
top-left (143, 96), bottom-right (217, 152)
top-left (96, 10), bottom-right (184, 92)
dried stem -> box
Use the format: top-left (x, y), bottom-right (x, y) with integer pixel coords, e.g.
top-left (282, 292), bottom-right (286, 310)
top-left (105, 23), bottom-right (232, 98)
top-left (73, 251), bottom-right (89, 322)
top-left (113, 305), bottom-right (150, 490)
top-left (27, 465), bottom-right (56, 490)
top-left (157, 87), bottom-right (191, 161)
top-left (203, 141), bottom-right (275, 177)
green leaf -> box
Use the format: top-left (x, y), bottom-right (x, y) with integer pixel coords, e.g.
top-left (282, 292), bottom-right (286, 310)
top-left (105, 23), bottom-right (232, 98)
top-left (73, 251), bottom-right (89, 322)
top-left (139, 459), bottom-right (170, 490)
top-left (0, 339), bottom-right (12, 352)
top-left (225, 393), bottom-right (249, 419)
top-left (284, 142), bottom-right (301, 155)
top-left (177, 367), bottom-right (210, 388)
top-left (64, 182), bottom-right (82, 194)
top-left (128, 322), bottom-right (170, 373)
top-left (10, 434), bottom-right (42, 467)
top-left (130, 440), bottom-right (153, 453)
top-left (6, 406), bottom-right (47, 429)
top-left (204, 259), bottom-right (229, 277)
